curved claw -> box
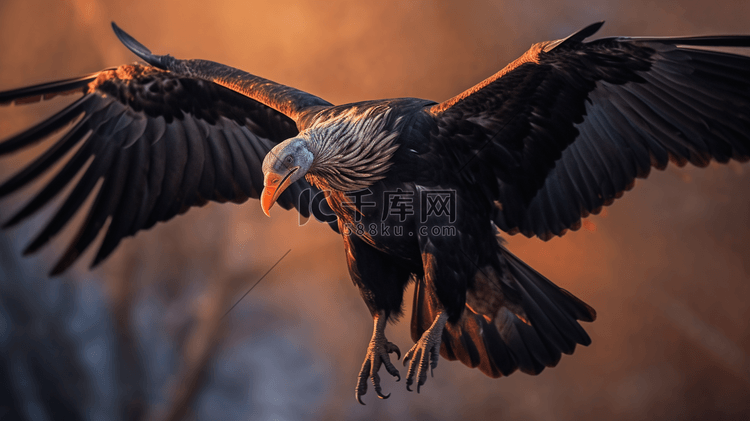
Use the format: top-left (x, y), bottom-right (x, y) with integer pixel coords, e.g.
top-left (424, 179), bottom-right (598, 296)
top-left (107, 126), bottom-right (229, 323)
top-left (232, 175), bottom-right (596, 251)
top-left (376, 390), bottom-right (391, 400)
top-left (387, 342), bottom-right (401, 361)
top-left (354, 337), bottom-right (401, 404)
top-left (384, 342), bottom-right (401, 382)
top-left (356, 359), bottom-right (371, 405)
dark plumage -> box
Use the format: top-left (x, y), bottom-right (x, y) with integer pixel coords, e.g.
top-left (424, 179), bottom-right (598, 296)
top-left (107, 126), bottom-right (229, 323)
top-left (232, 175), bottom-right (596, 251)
top-left (1, 22), bottom-right (749, 403)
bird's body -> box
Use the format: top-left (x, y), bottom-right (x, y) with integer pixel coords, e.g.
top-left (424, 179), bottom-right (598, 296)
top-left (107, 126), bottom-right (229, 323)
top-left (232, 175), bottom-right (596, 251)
top-left (2, 21), bottom-right (749, 402)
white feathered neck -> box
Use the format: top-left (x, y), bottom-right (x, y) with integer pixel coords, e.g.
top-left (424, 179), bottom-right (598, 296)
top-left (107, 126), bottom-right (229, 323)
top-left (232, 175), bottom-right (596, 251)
top-left (303, 104), bottom-right (402, 192)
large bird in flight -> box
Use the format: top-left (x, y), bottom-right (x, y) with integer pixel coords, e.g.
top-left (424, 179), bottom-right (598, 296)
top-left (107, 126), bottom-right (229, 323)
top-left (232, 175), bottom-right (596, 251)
top-left (1, 22), bottom-right (749, 403)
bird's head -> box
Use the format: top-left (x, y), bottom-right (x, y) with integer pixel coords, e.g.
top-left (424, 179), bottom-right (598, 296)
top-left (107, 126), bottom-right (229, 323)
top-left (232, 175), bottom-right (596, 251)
top-left (261, 137), bottom-right (315, 216)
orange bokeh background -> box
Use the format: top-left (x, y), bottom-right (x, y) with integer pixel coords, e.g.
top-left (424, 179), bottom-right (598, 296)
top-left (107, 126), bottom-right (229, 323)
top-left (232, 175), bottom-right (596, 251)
top-left (1, 0), bottom-right (749, 419)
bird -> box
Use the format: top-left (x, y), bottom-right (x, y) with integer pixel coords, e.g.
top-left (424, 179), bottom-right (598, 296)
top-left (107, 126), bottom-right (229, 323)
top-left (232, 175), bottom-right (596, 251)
top-left (1, 21), bottom-right (749, 404)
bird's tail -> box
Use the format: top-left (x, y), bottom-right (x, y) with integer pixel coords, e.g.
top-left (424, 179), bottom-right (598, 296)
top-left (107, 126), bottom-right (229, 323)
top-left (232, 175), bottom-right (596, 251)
top-left (411, 244), bottom-right (596, 378)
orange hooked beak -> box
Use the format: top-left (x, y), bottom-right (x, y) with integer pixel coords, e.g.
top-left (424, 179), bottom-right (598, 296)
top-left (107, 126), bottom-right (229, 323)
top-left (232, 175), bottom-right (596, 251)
top-left (261, 166), bottom-right (299, 217)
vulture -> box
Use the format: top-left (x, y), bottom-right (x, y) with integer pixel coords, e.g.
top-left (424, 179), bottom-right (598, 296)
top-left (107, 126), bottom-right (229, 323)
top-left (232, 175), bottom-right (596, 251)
top-left (1, 22), bottom-right (749, 403)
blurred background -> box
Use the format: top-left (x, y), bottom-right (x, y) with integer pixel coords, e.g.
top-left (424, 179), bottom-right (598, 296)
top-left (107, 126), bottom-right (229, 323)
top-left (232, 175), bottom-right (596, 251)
top-left (1, 0), bottom-right (749, 419)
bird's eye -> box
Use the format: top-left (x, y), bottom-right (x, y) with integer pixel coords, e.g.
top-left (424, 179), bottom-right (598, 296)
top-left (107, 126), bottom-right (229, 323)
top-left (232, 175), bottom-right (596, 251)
top-left (284, 155), bottom-right (294, 166)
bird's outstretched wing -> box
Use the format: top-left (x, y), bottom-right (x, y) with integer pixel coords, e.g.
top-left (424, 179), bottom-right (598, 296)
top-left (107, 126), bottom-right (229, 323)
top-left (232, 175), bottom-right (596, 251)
top-left (0, 25), bottom-right (336, 276)
top-left (429, 22), bottom-right (750, 240)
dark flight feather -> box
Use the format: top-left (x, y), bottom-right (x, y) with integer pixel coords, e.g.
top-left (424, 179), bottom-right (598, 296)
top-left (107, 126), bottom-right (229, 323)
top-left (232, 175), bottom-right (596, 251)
top-left (429, 23), bottom-right (750, 240)
top-left (411, 244), bottom-right (595, 378)
top-left (0, 59), bottom-right (336, 275)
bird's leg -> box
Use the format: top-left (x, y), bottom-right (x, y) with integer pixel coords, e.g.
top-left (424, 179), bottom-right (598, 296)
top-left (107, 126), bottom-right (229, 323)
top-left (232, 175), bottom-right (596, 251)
top-left (355, 310), bottom-right (401, 405)
top-left (403, 310), bottom-right (447, 393)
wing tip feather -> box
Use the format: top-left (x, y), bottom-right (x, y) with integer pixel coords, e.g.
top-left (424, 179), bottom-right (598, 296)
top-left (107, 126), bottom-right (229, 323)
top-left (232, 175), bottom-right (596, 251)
top-left (545, 21), bottom-right (605, 52)
top-left (111, 22), bottom-right (168, 69)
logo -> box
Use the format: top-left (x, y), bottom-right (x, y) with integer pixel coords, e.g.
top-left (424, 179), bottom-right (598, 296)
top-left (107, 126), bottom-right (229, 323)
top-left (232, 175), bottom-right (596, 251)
top-left (420, 190), bottom-right (456, 223)
top-left (297, 187), bottom-right (457, 237)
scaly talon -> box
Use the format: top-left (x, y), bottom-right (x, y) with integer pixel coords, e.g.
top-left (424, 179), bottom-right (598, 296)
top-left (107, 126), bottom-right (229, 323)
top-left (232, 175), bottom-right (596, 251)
top-left (404, 311), bottom-right (447, 393)
top-left (354, 311), bottom-right (401, 404)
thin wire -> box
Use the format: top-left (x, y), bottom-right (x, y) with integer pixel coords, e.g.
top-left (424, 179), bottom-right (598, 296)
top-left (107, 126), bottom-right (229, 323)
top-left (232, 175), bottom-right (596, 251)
top-left (221, 248), bottom-right (292, 320)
